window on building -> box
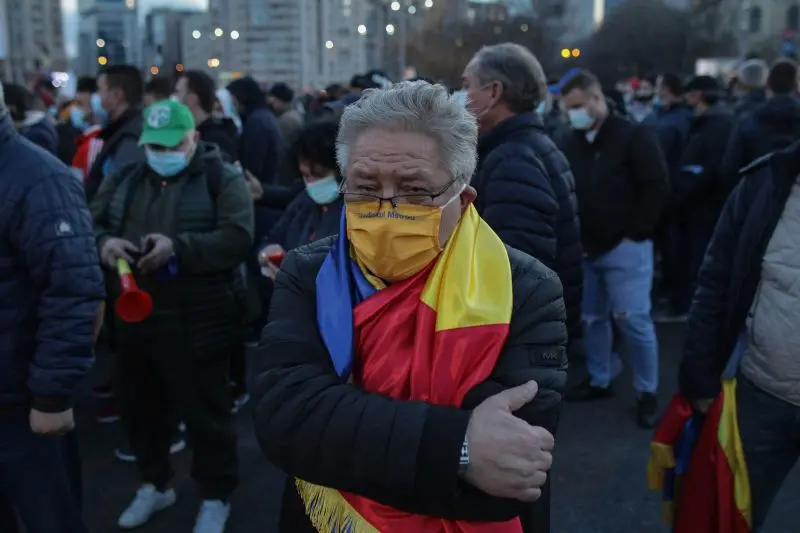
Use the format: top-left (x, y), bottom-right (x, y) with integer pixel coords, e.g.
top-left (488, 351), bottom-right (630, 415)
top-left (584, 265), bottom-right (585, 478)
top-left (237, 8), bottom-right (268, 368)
top-left (788, 4), bottom-right (800, 32)
top-left (748, 6), bottom-right (762, 33)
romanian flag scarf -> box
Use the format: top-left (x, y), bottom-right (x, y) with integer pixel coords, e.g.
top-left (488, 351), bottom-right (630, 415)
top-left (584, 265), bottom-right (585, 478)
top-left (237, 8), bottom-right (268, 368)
top-left (302, 204), bottom-right (520, 533)
top-left (647, 334), bottom-right (752, 533)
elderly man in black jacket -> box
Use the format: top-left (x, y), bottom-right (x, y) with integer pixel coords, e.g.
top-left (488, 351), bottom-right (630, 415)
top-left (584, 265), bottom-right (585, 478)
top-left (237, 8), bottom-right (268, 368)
top-left (254, 81), bottom-right (567, 533)
top-left (0, 86), bottom-right (105, 532)
top-left (557, 70), bottom-right (669, 428)
top-left (463, 44), bottom-right (583, 359)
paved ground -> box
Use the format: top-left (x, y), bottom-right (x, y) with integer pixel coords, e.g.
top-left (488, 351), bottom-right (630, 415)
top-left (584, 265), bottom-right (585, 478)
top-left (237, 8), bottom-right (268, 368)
top-left (78, 324), bottom-right (799, 533)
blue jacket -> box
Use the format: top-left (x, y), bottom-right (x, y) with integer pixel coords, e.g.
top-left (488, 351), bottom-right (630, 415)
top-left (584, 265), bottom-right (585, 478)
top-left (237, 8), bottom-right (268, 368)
top-left (679, 140), bottom-right (799, 401)
top-left (472, 112), bottom-right (583, 344)
top-left (0, 114), bottom-right (105, 412)
top-left (19, 112), bottom-right (59, 157)
top-left (647, 103), bottom-right (693, 172)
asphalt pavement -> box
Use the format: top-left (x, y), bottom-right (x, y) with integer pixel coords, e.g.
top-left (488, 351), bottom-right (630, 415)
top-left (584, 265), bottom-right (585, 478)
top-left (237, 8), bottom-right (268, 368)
top-left (78, 324), bottom-right (799, 533)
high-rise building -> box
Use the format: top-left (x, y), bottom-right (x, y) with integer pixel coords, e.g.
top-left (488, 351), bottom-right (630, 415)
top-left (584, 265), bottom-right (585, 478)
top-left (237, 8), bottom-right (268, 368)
top-left (3, 0), bottom-right (67, 81)
top-left (181, 12), bottom-right (214, 73)
top-left (208, 0), bottom-right (370, 89)
top-left (143, 8), bottom-right (203, 76)
top-left (76, 0), bottom-right (139, 76)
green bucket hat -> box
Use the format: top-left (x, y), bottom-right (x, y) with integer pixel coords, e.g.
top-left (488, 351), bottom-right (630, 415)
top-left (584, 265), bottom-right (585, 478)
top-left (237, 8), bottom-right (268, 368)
top-left (139, 100), bottom-right (196, 148)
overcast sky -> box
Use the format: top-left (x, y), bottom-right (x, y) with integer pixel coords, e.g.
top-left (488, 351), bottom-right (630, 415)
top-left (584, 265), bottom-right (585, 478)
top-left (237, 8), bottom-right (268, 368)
top-left (60, 0), bottom-right (207, 56)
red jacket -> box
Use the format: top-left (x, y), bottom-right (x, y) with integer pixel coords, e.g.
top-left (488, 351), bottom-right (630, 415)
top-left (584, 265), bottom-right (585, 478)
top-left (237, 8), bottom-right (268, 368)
top-left (71, 126), bottom-right (104, 184)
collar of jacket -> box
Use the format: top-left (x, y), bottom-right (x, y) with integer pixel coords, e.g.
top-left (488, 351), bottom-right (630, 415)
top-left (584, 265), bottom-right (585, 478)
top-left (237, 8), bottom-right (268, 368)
top-left (478, 112), bottom-right (543, 158)
top-left (100, 106), bottom-right (142, 141)
top-left (766, 140), bottom-right (800, 189)
top-left (0, 112), bottom-right (16, 145)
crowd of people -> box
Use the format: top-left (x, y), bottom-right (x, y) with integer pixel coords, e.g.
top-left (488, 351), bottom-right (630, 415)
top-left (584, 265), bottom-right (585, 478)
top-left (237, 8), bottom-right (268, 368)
top-left (0, 41), bottom-right (798, 533)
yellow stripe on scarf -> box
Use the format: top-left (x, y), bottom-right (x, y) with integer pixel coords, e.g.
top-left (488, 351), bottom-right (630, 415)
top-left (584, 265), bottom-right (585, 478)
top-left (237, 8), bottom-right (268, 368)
top-left (295, 479), bottom-right (379, 533)
top-left (420, 204), bottom-right (512, 331)
top-left (718, 379), bottom-right (752, 528)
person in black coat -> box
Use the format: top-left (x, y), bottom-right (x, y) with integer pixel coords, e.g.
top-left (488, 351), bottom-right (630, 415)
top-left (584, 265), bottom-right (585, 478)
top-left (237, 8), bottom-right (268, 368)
top-left (721, 59), bottom-right (800, 196)
top-left (557, 70), bottom-right (669, 428)
top-left (0, 96), bottom-right (105, 532)
top-left (671, 75), bottom-right (735, 314)
top-left (254, 80), bottom-right (566, 533)
top-left (175, 70), bottom-right (239, 163)
top-left (678, 141), bottom-right (800, 532)
top-left (3, 83), bottom-right (59, 156)
top-left (463, 43), bottom-right (583, 373)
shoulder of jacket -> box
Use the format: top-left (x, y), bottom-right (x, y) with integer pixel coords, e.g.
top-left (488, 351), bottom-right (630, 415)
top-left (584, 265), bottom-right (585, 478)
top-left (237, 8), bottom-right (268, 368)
top-left (291, 236), bottom-right (335, 265)
top-left (506, 245), bottom-right (559, 284)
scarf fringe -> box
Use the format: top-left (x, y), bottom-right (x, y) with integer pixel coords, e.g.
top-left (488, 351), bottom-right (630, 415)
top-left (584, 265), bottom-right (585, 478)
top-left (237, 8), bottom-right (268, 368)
top-left (295, 479), bottom-right (380, 533)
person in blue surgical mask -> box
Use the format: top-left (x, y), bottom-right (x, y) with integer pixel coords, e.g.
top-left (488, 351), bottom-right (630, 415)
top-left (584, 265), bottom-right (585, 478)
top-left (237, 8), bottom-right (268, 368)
top-left (258, 119), bottom-right (344, 279)
top-left (89, 99), bottom-right (253, 533)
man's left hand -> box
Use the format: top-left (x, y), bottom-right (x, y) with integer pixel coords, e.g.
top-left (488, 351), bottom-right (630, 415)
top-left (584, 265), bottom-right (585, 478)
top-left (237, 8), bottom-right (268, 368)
top-left (138, 233), bottom-right (174, 275)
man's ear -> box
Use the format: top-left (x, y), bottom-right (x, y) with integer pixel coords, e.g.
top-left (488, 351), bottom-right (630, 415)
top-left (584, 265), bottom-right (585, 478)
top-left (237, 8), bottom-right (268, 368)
top-left (460, 184), bottom-right (477, 210)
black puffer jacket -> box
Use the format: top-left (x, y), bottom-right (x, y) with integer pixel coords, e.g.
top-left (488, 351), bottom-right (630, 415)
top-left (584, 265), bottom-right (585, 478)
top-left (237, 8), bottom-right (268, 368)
top-left (253, 236), bottom-right (567, 532)
top-left (472, 112), bottom-right (583, 344)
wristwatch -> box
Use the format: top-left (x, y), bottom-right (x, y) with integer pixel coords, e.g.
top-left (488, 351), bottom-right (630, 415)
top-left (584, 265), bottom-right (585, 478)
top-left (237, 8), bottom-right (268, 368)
top-left (458, 434), bottom-right (470, 476)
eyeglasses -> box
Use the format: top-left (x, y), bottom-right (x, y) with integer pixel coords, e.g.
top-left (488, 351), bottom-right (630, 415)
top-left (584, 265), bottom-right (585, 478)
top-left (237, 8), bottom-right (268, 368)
top-left (341, 178), bottom-right (457, 212)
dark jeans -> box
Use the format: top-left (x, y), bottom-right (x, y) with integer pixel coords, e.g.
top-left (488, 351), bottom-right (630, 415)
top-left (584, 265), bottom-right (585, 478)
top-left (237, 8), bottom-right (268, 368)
top-left (737, 376), bottom-right (800, 532)
top-left (670, 221), bottom-right (713, 314)
top-left (115, 318), bottom-right (239, 500)
top-left (0, 414), bottom-right (87, 533)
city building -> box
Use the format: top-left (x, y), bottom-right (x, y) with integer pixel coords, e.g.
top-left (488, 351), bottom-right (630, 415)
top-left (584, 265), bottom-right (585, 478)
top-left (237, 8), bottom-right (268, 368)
top-left (181, 12), bottom-right (213, 73)
top-left (208, 0), bottom-right (371, 89)
top-left (76, 0), bottom-right (139, 76)
top-left (2, 0), bottom-right (67, 81)
top-left (143, 8), bottom-right (203, 76)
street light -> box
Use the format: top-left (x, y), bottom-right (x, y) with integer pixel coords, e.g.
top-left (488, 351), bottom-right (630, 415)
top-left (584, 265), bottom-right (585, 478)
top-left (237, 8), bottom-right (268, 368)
top-left (385, 23), bottom-right (395, 35)
top-left (214, 27), bottom-right (223, 37)
top-left (408, 5), bottom-right (416, 14)
top-left (150, 66), bottom-right (159, 75)
top-left (390, 1), bottom-right (400, 10)
top-left (424, 0), bottom-right (433, 7)
top-left (520, 24), bottom-right (528, 32)
top-left (207, 58), bottom-right (220, 68)
top-left (96, 38), bottom-right (105, 47)
top-left (357, 24), bottom-right (367, 35)
top-left (560, 48), bottom-right (571, 59)
top-left (325, 40), bottom-right (334, 49)
top-left (176, 63), bottom-right (184, 72)
top-left (192, 30), bottom-right (201, 39)
top-left (571, 48), bottom-right (581, 58)
top-left (230, 30), bottom-right (239, 39)
top-left (97, 56), bottom-right (107, 65)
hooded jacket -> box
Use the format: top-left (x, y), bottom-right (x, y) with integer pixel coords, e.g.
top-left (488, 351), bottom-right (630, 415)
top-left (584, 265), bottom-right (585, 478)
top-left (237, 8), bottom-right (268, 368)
top-left (85, 107), bottom-right (144, 201)
top-left (226, 77), bottom-right (284, 185)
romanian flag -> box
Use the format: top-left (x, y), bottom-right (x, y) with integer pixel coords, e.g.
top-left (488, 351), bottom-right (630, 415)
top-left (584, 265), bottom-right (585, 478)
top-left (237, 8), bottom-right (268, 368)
top-left (302, 204), bottom-right (520, 533)
top-left (647, 343), bottom-right (752, 533)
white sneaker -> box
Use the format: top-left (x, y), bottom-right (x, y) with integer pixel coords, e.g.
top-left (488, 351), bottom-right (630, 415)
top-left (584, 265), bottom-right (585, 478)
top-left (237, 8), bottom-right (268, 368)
top-left (117, 484), bottom-right (176, 529)
top-left (193, 500), bottom-right (230, 533)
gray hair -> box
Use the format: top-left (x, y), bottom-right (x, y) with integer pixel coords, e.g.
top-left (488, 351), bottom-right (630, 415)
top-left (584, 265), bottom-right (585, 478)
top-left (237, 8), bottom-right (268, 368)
top-left (336, 81), bottom-right (478, 184)
top-left (737, 59), bottom-right (769, 89)
top-left (471, 42), bottom-right (546, 113)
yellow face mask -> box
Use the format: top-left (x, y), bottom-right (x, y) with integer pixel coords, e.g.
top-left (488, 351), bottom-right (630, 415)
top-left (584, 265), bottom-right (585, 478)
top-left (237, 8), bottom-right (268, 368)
top-left (345, 191), bottom-right (462, 282)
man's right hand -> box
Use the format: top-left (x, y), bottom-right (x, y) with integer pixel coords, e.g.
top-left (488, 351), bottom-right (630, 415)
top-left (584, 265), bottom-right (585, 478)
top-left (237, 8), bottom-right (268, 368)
top-left (257, 244), bottom-right (285, 280)
top-left (692, 398), bottom-right (714, 414)
top-left (100, 238), bottom-right (139, 269)
top-left (463, 381), bottom-right (554, 502)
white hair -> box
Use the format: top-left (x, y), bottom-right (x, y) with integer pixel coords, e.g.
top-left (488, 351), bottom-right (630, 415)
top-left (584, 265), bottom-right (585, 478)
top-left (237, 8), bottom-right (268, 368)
top-left (336, 81), bottom-right (478, 184)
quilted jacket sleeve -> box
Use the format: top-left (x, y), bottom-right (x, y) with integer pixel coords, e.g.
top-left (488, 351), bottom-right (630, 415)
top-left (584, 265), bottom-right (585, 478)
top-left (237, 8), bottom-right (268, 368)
top-left (478, 145), bottom-right (559, 269)
top-left (16, 170), bottom-right (105, 412)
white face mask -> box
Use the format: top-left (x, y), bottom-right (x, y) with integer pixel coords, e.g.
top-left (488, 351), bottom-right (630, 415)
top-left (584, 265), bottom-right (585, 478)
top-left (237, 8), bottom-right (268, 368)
top-left (568, 108), bottom-right (594, 130)
top-left (451, 90), bottom-right (468, 107)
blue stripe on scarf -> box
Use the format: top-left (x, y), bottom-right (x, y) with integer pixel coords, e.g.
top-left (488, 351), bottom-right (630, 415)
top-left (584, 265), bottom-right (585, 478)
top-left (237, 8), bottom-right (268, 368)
top-left (315, 210), bottom-right (376, 378)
